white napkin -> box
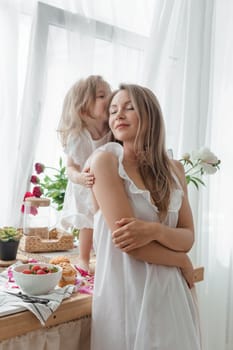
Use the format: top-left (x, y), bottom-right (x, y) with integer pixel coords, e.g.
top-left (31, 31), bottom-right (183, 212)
top-left (0, 285), bottom-right (76, 325)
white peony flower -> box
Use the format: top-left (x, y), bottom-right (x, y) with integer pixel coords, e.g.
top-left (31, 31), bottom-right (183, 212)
top-left (182, 152), bottom-right (191, 161)
top-left (195, 147), bottom-right (218, 165)
top-left (200, 162), bottom-right (218, 174)
top-left (180, 146), bottom-right (220, 189)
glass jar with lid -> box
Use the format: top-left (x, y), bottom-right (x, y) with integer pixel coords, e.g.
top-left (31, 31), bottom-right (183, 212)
top-left (23, 197), bottom-right (51, 239)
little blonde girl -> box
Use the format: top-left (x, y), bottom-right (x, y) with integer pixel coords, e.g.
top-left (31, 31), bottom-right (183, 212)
top-left (57, 75), bottom-right (112, 273)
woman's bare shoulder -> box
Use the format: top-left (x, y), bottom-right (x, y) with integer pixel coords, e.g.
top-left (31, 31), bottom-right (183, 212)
top-left (90, 150), bottom-right (118, 172)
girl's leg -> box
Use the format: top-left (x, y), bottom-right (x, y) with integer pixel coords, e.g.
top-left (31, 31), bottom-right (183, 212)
top-left (78, 228), bottom-right (93, 272)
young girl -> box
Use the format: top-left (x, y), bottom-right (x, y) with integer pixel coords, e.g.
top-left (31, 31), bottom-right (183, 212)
top-left (57, 75), bottom-right (112, 273)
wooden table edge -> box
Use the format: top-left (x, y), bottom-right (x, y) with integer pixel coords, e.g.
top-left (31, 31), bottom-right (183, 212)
top-left (0, 293), bottom-right (92, 341)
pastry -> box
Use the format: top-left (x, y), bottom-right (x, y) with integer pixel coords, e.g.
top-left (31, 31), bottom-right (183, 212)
top-left (49, 256), bottom-right (70, 265)
top-left (58, 262), bottom-right (77, 287)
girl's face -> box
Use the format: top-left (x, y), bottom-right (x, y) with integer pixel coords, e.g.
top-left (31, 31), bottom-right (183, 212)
top-left (89, 83), bottom-right (111, 121)
top-left (109, 90), bottom-right (139, 143)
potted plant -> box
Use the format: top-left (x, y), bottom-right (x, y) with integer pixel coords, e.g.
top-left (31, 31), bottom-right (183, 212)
top-left (0, 227), bottom-right (22, 261)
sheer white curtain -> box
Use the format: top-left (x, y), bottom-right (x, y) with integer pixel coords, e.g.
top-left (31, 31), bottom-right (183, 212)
top-left (196, 2), bottom-right (233, 349)
top-left (141, 0), bottom-right (215, 262)
top-left (142, 1), bottom-right (232, 349)
top-left (0, 0), bottom-right (31, 226)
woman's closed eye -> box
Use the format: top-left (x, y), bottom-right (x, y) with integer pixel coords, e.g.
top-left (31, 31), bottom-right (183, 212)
top-left (109, 105), bottom-right (134, 115)
top-left (125, 103), bottom-right (134, 111)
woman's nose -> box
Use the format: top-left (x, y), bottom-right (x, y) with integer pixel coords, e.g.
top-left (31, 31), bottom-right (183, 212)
top-left (115, 109), bottom-right (125, 119)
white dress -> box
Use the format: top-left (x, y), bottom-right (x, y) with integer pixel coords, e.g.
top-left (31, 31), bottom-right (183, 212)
top-left (91, 143), bottom-right (202, 350)
top-left (60, 129), bottom-right (111, 231)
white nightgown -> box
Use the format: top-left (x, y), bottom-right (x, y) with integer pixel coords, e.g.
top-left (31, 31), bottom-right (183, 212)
top-left (59, 129), bottom-right (111, 231)
top-left (91, 142), bottom-right (202, 350)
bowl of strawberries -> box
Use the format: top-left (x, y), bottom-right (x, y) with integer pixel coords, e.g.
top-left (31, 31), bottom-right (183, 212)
top-left (12, 263), bottom-right (62, 295)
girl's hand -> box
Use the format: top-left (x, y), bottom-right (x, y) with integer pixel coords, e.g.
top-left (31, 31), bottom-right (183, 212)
top-left (80, 169), bottom-right (95, 188)
top-left (112, 217), bottom-right (154, 252)
top-left (180, 255), bottom-right (194, 289)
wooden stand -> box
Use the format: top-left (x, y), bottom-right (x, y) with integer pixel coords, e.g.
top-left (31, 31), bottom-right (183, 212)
top-left (194, 266), bottom-right (204, 283)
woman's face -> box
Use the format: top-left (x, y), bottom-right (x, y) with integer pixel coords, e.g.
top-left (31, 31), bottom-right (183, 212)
top-left (109, 90), bottom-right (139, 143)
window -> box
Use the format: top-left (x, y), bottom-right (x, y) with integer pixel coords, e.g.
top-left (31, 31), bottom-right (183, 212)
top-left (32, 2), bottom-right (148, 167)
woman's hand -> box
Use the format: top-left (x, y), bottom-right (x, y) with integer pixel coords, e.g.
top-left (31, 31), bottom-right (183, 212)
top-left (112, 217), bottom-right (154, 252)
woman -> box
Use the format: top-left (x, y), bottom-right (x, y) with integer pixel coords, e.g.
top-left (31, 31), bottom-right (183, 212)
top-left (89, 84), bottom-right (201, 350)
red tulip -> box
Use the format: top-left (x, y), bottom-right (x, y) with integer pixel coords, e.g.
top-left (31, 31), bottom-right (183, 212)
top-left (35, 163), bottom-right (45, 174)
top-left (31, 175), bottom-right (40, 184)
top-left (32, 186), bottom-right (43, 197)
top-left (23, 191), bottom-right (33, 200)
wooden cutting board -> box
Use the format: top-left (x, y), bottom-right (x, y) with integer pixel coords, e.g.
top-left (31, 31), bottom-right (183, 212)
top-left (0, 253), bottom-right (28, 267)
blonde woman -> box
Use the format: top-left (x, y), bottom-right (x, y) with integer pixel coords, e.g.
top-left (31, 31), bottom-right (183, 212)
top-left (57, 75), bottom-right (111, 273)
top-left (89, 84), bottom-right (201, 349)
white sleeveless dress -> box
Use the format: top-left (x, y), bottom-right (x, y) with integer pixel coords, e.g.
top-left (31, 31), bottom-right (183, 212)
top-left (91, 142), bottom-right (201, 350)
top-left (60, 129), bottom-right (111, 231)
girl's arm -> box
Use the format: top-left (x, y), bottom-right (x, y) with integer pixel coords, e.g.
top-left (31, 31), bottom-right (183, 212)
top-left (90, 151), bottom-right (194, 274)
top-left (112, 160), bottom-right (194, 252)
top-left (67, 156), bottom-right (94, 188)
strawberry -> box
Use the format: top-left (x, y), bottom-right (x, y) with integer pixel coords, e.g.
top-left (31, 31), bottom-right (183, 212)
top-left (31, 265), bottom-right (41, 272)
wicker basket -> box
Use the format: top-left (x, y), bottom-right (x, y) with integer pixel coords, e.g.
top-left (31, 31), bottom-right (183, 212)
top-left (19, 228), bottom-right (74, 253)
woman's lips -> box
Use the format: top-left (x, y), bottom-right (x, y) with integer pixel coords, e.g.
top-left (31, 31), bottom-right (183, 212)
top-left (115, 124), bottom-right (129, 129)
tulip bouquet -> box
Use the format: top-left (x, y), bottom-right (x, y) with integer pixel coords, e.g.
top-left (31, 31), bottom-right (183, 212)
top-left (180, 147), bottom-right (221, 189)
top-left (21, 158), bottom-right (68, 214)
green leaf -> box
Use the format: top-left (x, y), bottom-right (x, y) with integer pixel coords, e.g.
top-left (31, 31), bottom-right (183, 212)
top-left (191, 176), bottom-right (206, 186)
top-left (59, 157), bottom-right (63, 168)
top-left (185, 175), bottom-right (191, 184)
top-left (190, 178), bottom-right (200, 190)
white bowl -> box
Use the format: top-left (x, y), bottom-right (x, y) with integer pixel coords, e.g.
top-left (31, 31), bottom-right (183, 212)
top-left (12, 263), bottom-right (62, 295)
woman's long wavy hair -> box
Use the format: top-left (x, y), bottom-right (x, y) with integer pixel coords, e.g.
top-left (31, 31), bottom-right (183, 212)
top-left (57, 75), bottom-right (111, 147)
top-left (109, 84), bottom-right (176, 219)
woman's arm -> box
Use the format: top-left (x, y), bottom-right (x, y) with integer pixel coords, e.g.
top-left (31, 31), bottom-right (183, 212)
top-left (67, 156), bottom-right (94, 187)
top-left (90, 151), bottom-right (134, 230)
top-left (130, 241), bottom-right (194, 288)
top-left (90, 151), bottom-right (193, 269)
top-left (112, 160), bottom-right (194, 252)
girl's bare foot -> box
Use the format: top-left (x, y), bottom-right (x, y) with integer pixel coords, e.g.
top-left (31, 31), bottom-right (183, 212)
top-left (88, 262), bottom-right (95, 275)
top-left (77, 259), bottom-right (89, 273)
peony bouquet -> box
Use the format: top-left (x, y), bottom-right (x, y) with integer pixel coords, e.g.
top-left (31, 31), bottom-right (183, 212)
top-left (180, 147), bottom-right (221, 189)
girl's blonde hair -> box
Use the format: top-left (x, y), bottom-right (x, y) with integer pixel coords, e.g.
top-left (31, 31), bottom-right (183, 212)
top-left (109, 83), bottom-right (176, 219)
top-left (57, 75), bottom-right (111, 147)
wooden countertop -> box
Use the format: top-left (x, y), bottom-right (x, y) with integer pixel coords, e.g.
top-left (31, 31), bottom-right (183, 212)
top-left (0, 248), bottom-right (93, 341)
top-left (0, 292), bottom-right (92, 341)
